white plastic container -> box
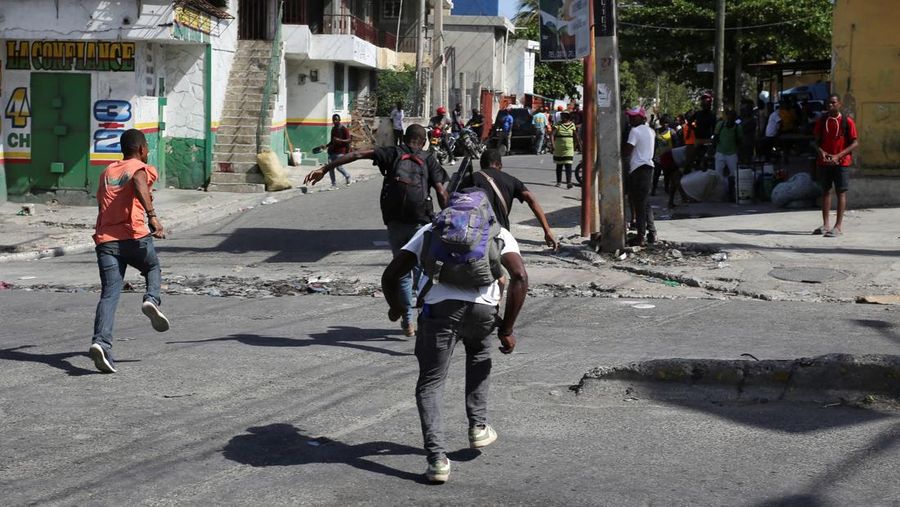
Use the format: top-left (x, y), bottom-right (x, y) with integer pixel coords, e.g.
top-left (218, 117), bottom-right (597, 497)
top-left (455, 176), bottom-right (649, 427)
top-left (291, 148), bottom-right (302, 166)
top-left (737, 166), bottom-right (755, 204)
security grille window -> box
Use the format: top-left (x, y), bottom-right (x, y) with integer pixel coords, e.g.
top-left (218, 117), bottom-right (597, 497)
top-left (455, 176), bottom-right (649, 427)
top-left (383, 1), bottom-right (402, 18)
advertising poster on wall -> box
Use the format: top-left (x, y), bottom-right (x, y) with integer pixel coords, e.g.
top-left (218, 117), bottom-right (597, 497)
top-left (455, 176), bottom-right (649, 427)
top-left (539, 0), bottom-right (590, 61)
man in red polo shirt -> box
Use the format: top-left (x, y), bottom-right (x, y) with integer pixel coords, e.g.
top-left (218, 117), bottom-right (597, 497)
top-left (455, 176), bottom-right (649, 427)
top-left (813, 94), bottom-right (859, 237)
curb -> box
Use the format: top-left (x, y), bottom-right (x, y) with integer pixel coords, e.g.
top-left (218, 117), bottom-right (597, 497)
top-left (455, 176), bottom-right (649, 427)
top-left (577, 354), bottom-right (900, 405)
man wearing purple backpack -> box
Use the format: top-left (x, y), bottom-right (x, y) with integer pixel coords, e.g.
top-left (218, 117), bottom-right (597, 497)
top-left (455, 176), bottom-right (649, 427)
top-left (382, 188), bottom-right (528, 483)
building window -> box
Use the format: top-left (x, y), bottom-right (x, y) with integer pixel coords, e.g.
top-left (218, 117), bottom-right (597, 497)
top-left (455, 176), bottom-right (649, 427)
top-left (383, 1), bottom-right (402, 19)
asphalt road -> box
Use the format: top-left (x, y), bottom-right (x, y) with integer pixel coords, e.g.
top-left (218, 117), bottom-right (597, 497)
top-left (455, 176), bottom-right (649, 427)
top-left (1, 155), bottom-right (899, 505)
top-left (1, 290), bottom-right (898, 505)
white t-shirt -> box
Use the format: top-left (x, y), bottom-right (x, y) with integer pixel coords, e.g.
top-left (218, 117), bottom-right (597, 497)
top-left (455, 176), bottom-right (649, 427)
top-left (626, 123), bottom-right (655, 172)
top-left (402, 224), bottom-right (521, 306)
top-left (390, 108), bottom-right (404, 130)
top-left (765, 110), bottom-right (781, 137)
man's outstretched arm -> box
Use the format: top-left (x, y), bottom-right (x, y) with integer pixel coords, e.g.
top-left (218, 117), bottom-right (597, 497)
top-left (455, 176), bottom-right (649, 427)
top-left (521, 190), bottom-right (559, 251)
top-left (304, 149), bottom-right (376, 185)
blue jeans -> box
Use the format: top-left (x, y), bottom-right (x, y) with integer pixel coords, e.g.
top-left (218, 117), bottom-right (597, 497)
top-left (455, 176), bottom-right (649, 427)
top-left (386, 221), bottom-right (423, 327)
top-left (92, 236), bottom-right (162, 351)
top-left (327, 153), bottom-right (351, 184)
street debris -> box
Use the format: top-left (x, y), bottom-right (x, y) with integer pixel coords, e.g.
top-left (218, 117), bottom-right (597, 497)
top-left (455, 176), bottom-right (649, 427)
top-left (260, 196), bottom-right (279, 205)
top-left (855, 295), bottom-right (900, 305)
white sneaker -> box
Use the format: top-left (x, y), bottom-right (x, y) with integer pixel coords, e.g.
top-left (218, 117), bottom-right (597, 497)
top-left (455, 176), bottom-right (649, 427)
top-left (468, 424), bottom-right (498, 448)
top-left (142, 300), bottom-right (170, 332)
top-left (425, 456), bottom-right (451, 483)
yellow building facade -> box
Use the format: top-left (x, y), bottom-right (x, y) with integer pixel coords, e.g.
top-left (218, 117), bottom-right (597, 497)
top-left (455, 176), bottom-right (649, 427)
top-left (832, 0), bottom-right (900, 177)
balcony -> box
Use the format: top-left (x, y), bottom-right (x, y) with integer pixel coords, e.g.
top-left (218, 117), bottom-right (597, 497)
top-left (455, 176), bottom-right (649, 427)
top-left (323, 13), bottom-right (400, 51)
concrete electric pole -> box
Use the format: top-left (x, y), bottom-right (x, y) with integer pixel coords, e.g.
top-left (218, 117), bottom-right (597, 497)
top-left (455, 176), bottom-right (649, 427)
top-left (595, 0), bottom-right (625, 252)
top-left (713, 0), bottom-right (726, 115)
top-left (415, 0), bottom-right (426, 116)
top-left (431, 0), bottom-right (445, 114)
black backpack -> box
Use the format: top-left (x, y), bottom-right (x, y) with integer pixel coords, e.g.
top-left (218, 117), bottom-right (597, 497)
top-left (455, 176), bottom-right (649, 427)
top-left (380, 147), bottom-right (431, 225)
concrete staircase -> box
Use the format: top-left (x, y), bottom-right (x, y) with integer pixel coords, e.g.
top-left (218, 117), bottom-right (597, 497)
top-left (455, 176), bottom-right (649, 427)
top-left (208, 40), bottom-right (277, 193)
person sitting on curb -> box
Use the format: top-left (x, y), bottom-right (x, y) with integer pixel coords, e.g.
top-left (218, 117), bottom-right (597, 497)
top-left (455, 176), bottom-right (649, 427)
top-left (304, 125), bottom-right (449, 337)
top-left (89, 129), bottom-right (170, 374)
top-left (381, 188), bottom-right (528, 483)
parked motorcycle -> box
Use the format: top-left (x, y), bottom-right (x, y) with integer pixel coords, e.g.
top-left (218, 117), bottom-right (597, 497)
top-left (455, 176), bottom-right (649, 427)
top-left (454, 127), bottom-right (484, 159)
top-left (426, 126), bottom-right (453, 165)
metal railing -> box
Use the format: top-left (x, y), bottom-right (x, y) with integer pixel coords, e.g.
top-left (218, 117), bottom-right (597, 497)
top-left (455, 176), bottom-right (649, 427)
top-left (323, 13), bottom-right (406, 51)
top-left (257, 0), bottom-right (284, 152)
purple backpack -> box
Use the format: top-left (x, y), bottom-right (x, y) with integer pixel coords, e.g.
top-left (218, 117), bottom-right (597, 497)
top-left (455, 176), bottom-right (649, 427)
top-left (420, 188), bottom-right (503, 295)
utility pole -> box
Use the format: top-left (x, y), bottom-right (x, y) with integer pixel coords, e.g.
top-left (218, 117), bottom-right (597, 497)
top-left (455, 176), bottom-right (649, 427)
top-left (734, 19), bottom-right (743, 111)
top-left (431, 0), bottom-right (445, 114)
top-left (595, 0), bottom-right (624, 252)
top-left (415, 0), bottom-right (426, 116)
top-left (713, 0), bottom-right (726, 115)
top-left (581, 0), bottom-right (596, 238)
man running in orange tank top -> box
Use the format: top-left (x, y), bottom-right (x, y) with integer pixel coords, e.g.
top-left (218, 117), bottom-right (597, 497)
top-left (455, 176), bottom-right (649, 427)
top-left (89, 129), bottom-right (169, 374)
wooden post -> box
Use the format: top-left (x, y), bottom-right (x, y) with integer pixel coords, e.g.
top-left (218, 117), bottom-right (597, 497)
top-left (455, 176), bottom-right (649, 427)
top-left (581, 1), bottom-right (596, 238)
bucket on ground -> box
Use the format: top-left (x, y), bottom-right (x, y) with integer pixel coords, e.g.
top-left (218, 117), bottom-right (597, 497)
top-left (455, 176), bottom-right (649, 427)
top-left (736, 165), bottom-right (754, 204)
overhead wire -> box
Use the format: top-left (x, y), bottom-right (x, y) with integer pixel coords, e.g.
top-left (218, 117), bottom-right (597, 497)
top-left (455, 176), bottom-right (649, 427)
top-left (618, 18), bottom-right (814, 32)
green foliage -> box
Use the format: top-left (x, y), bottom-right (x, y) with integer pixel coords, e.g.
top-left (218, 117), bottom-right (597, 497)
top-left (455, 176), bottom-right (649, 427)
top-left (534, 60), bottom-right (584, 101)
top-left (375, 64), bottom-right (416, 116)
top-left (618, 0), bottom-right (833, 90)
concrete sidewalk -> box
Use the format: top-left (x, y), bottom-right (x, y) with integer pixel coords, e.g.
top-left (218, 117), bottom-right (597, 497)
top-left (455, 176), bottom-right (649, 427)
top-left (0, 159), bottom-right (381, 263)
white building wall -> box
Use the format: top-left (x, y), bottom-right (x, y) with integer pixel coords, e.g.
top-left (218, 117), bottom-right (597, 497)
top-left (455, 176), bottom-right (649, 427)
top-left (164, 45), bottom-right (206, 139)
top-left (211, 15), bottom-right (239, 131)
top-left (0, 0), bottom-right (174, 41)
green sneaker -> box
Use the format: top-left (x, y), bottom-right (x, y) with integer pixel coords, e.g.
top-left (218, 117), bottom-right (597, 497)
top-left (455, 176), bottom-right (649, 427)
top-left (425, 456), bottom-right (451, 483)
top-left (468, 424), bottom-right (498, 449)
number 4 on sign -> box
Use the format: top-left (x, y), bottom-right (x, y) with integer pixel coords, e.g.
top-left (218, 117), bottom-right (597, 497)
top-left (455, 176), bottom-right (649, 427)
top-left (5, 87), bottom-right (31, 128)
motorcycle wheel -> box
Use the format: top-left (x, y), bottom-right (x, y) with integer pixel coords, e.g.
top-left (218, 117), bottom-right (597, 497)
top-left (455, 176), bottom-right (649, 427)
top-left (575, 161), bottom-right (584, 185)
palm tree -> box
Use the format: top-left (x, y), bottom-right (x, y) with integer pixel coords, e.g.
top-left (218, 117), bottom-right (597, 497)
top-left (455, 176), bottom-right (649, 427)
top-left (513, 0), bottom-right (540, 26)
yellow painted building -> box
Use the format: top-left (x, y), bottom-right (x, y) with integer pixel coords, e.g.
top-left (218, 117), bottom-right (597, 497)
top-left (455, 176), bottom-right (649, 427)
top-left (832, 0), bottom-right (900, 176)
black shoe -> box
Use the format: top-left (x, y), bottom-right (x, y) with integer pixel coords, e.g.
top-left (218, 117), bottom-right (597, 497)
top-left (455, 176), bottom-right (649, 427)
top-left (89, 343), bottom-right (117, 373)
top-left (647, 232), bottom-right (657, 244)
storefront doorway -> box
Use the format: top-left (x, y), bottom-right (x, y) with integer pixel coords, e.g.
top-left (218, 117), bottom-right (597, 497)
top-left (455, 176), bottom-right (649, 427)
top-left (30, 73), bottom-right (91, 191)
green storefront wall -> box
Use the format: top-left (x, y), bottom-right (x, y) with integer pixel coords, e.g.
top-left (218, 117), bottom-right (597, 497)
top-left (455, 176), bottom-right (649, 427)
top-left (165, 136), bottom-right (210, 190)
top-left (287, 124), bottom-right (329, 164)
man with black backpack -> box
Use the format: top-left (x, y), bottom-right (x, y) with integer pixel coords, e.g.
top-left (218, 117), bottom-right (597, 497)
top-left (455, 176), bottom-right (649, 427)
top-left (382, 188), bottom-right (528, 483)
top-left (813, 93), bottom-right (859, 237)
top-left (304, 125), bottom-right (449, 336)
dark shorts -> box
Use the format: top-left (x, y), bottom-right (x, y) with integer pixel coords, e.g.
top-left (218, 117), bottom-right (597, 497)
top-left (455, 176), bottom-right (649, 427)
top-left (818, 165), bottom-right (850, 193)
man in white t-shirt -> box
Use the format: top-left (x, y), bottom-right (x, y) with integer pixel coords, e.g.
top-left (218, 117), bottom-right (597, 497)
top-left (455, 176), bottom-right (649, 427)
top-left (622, 107), bottom-right (657, 246)
top-left (762, 103), bottom-right (781, 161)
top-left (390, 101), bottom-right (404, 145)
top-left (381, 203), bottom-right (528, 484)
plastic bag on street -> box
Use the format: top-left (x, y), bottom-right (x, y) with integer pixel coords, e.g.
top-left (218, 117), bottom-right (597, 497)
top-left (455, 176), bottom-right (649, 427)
top-left (257, 150), bottom-right (293, 192)
top-left (771, 172), bottom-right (821, 208)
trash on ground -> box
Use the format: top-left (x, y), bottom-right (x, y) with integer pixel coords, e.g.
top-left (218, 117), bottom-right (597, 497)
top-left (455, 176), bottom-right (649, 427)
top-left (632, 303), bottom-right (656, 309)
top-left (260, 196), bottom-right (279, 205)
top-left (711, 252), bottom-right (727, 262)
top-left (856, 295), bottom-right (900, 305)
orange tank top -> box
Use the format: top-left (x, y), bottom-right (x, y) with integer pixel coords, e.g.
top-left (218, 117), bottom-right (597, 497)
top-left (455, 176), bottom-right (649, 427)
top-left (93, 158), bottom-right (158, 245)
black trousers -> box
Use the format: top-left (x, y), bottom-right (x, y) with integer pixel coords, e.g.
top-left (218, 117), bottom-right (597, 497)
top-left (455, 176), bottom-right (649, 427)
top-left (627, 165), bottom-right (656, 238)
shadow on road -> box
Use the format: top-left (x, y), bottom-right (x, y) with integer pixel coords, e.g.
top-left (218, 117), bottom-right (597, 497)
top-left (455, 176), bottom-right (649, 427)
top-left (157, 228), bottom-right (388, 263)
top-left (853, 319), bottom-right (900, 345)
top-left (222, 423), bottom-right (430, 483)
top-left (752, 421), bottom-right (900, 506)
top-left (0, 345), bottom-right (97, 376)
top-left (168, 328), bottom-right (412, 357)
top-left (698, 229), bottom-right (813, 236)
